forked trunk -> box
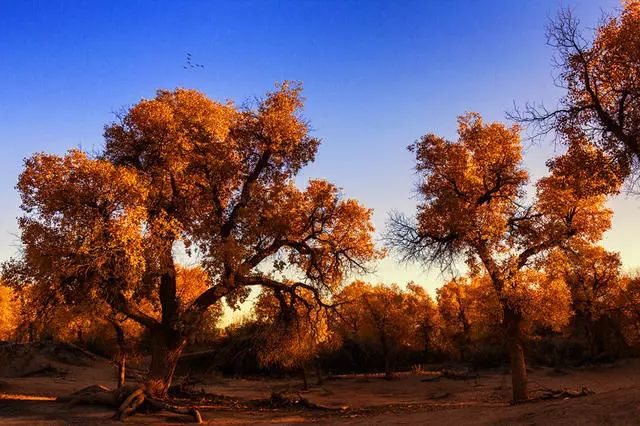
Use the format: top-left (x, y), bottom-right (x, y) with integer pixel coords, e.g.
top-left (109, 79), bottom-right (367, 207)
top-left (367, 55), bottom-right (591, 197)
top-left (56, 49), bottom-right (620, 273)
top-left (503, 306), bottom-right (528, 402)
top-left (145, 326), bottom-right (187, 398)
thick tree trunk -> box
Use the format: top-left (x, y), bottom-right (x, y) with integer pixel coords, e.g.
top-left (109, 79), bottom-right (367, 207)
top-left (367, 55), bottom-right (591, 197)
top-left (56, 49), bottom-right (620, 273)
top-left (145, 326), bottom-right (187, 398)
top-left (504, 306), bottom-right (528, 402)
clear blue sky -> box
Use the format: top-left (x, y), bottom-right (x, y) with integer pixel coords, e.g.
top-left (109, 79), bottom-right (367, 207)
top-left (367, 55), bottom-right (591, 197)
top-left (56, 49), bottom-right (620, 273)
top-left (1, 0), bottom-right (635, 299)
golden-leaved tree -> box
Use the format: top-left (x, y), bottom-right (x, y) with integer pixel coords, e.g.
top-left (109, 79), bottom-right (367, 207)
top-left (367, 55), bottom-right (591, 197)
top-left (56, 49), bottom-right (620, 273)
top-left (253, 285), bottom-right (338, 388)
top-left (335, 281), bottom-right (437, 379)
top-left (513, 0), bottom-right (640, 184)
top-left (4, 83), bottom-right (381, 410)
top-left (436, 277), bottom-right (502, 361)
top-left (387, 113), bottom-right (616, 401)
top-left (547, 243), bottom-right (624, 359)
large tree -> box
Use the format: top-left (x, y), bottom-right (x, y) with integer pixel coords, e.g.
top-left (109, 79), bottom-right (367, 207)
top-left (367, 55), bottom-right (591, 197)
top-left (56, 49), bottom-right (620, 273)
top-left (387, 113), bottom-right (616, 401)
top-left (6, 83), bottom-right (381, 414)
top-left (512, 0), bottom-right (640, 185)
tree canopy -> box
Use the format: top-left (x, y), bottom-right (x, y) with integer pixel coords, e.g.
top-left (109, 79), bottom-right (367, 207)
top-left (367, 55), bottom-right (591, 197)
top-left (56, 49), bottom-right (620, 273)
top-left (5, 82), bottom-right (382, 397)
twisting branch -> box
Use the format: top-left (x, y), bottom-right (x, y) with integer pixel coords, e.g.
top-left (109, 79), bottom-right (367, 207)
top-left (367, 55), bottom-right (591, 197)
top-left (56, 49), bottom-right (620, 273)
top-left (384, 211), bottom-right (459, 272)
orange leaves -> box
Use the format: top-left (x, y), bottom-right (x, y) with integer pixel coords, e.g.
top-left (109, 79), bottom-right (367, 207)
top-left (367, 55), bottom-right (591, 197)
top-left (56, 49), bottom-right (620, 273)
top-left (395, 111), bottom-right (618, 364)
top-left (257, 81), bottom-right (315, 158)
top-left (335, 281), bottom-right (436, 355)
top-left (0, 283), bottom-right (18, 340)
top-left (536, 141), bottom-right (616, 244)
top-left (253, 286), bottom-right (335, 369)
top-left (546, 244), bottom-right (623, 323)
top-left (16, 150), bottom-right (148, 292)
top-left (10, 83), bottom-right (380, 342)
top-left (410, 113), bottom-right (528, 251)
top-left (543, 1), bottom-right (640, 181)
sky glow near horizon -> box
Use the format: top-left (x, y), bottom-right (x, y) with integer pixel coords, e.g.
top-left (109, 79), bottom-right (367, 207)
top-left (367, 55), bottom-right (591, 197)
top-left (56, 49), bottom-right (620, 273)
top-left (1, 0), bottom-right (636, 323)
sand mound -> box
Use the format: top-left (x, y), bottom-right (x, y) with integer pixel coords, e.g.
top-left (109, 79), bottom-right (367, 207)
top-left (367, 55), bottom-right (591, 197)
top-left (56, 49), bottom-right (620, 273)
top-left (0, 341), bottom-right (101, 378)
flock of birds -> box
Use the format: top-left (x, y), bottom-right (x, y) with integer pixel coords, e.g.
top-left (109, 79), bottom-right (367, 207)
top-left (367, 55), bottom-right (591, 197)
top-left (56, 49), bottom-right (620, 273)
top-left (183, 52), bottom-right (205, 70)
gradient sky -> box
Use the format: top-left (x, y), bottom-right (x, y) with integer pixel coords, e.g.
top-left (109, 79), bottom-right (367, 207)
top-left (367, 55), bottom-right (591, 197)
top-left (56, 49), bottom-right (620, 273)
top-left (1, 0), bottom-right (635, 309)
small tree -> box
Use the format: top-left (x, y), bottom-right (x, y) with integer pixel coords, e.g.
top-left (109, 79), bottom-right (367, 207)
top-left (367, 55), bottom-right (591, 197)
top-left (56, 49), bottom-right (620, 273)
top-left (253, 286), bottom-right (337, 388)
top-left (436, 277), bottom-right (501, 362)
top-left (336, 281), bottom-right (434, 379)
top-left (547, 243), bottom-right (624, 359)
top-left (388, 113), bottom-right (615, 401)
top-left (619, 272), bottom-right (640, 348)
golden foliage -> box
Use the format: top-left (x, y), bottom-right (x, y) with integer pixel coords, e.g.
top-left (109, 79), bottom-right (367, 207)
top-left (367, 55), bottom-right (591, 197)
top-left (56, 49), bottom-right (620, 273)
top-left (400, 113), bottom-right (613, 308)
top-left (0, 283), bottom-right (18, 340)
top-left (335, 281), bottom-right (438, 373)
top-left (253, 286), bottom-right (336, 369)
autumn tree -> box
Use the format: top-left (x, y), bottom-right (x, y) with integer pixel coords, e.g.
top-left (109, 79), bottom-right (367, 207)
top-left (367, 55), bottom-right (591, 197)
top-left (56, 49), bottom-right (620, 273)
top-left (388, 113), bottom-right (615, 401)
top-left (436, 277), bottom-right (501, 362)
top-left (618, 272), bottom-right (640, 347)
top-left (547, 243), bottom-right (625, 359)
top-left (512, 0), bottom-right (640, 185)
top-left (253, 286), bottom-right (337, 388)
top-left (5, 83), bottom-right (380, 417)
top-left (336, 281), bottom-right (435, 379)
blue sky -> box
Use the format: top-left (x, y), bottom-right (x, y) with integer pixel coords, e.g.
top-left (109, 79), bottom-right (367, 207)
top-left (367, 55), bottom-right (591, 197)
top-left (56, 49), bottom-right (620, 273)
top-left (1, 0), bottom-right (635, 300)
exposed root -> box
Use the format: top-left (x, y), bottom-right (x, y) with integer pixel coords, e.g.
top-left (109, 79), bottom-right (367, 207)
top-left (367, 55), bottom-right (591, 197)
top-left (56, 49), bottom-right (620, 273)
top-left (146, 397), bottom-right (203, 423)
top-left (511, 386), bottom-right (596, 404)
top-left (420, 368), bottom-right (477, 382)
top-left (112, 386), bottom-right (145, 420)
top-left (254, 391), bottom-right (348, 411)
top-left (57, 384), bottom-right (119, 407)
top-left (538, 386), bottom-right (595, 400)
top-left (57, 384), bottom-right (202, 423)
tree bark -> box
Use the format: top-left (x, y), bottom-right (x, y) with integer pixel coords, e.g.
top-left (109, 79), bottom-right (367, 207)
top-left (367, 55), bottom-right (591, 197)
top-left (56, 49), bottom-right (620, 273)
top-left (111, 320), bottom-right (127, 389)
top-left (504, 306), bottom-right (528, 402)
top-left (145, 326), bottom-right (187, 398)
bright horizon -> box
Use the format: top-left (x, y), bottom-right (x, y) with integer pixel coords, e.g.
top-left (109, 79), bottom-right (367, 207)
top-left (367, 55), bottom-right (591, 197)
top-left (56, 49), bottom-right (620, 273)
top-left (1, 0), bottom-right (636, 309)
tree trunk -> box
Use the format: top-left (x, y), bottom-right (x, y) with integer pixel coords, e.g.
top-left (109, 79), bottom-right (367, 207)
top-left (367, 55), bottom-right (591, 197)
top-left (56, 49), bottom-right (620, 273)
top-left (145, 326), bottom-right (187, 398)
top-left (504, 306), bottom-right (528, 402)
top-left (118, 353), bottom-right (127, 388)
top-left (111, 320), bottom-right (128, 389)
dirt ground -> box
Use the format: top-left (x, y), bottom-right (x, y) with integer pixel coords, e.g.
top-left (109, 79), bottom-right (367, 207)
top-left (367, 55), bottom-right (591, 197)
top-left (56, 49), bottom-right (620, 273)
top-left (1, 345), bottom-right (639, 425)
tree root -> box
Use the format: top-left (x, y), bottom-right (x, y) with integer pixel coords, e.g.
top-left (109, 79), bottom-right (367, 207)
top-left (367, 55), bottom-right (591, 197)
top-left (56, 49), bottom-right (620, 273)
top-left (420, 368), bottom-right (476, 382)
top-left (254, 391), bottom-right (348, 411)
top-left (57, 384), bottom-right (202, 423)
top-left (538, 386), bottom-right (595, 400)
top-left (510, 386), bottom-right (596, 404)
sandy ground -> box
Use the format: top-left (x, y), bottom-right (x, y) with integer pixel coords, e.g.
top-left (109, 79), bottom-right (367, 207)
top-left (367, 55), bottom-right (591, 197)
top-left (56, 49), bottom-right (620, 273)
top-left (1, 347), bottom-right (639, 425)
